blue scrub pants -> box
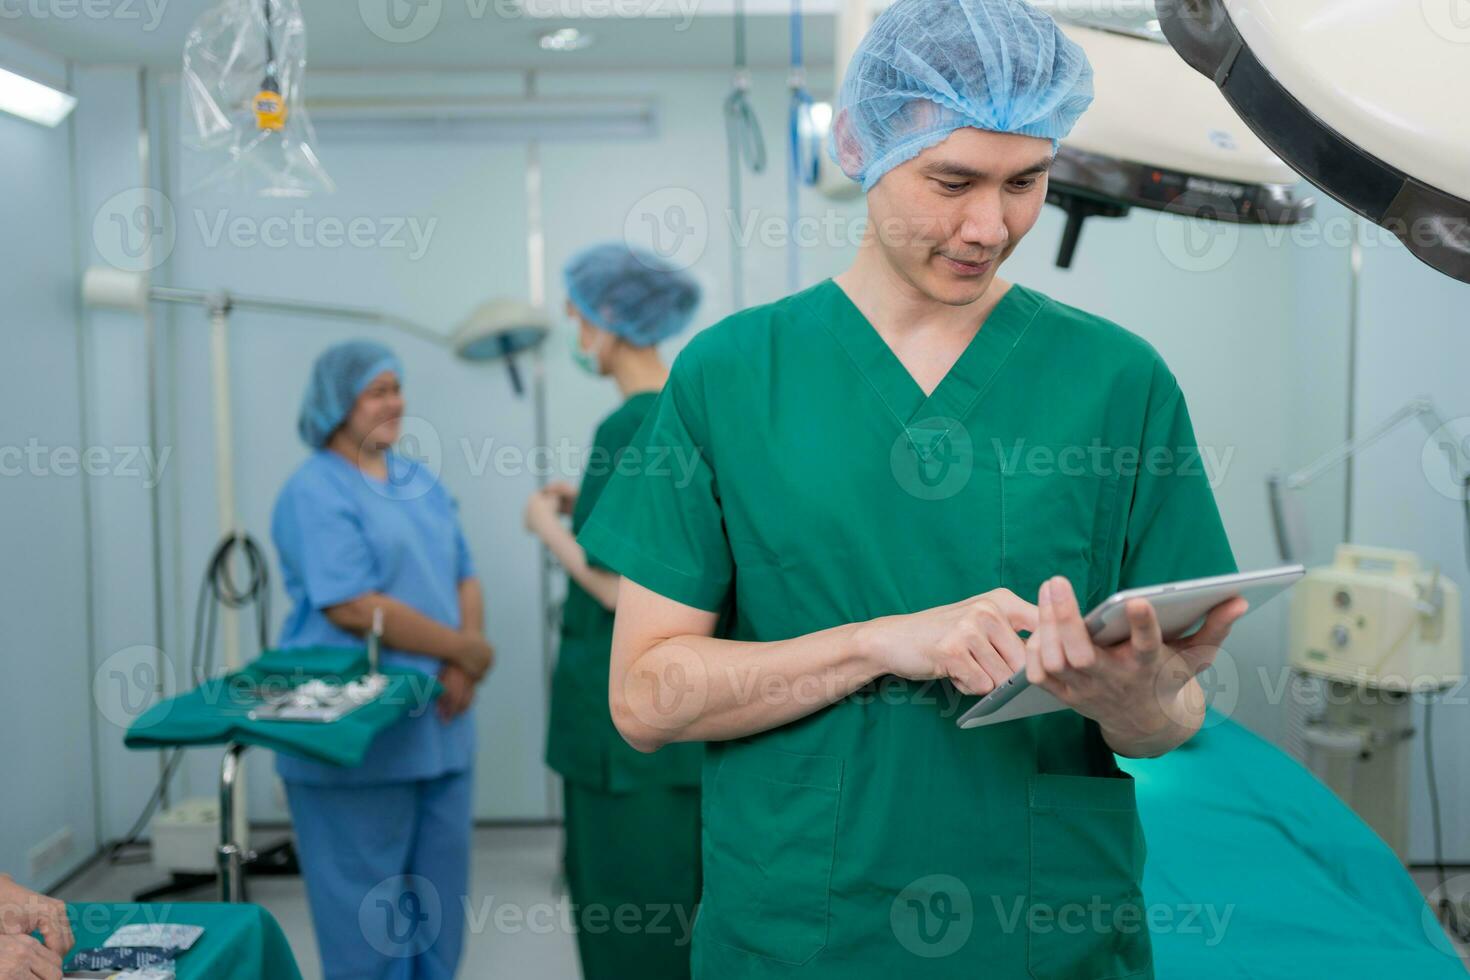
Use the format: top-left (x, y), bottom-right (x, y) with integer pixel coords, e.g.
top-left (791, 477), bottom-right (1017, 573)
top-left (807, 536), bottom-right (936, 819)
top-left (285, 768), bottom-right (474, 980)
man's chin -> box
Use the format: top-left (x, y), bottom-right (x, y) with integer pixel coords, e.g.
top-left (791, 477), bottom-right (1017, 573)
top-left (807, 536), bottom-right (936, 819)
top-left (922, 266), bottom-right (997, 307)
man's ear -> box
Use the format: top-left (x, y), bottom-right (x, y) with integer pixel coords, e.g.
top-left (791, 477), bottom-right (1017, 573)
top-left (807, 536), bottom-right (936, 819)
top-left (831, 108), bottom-right (865, 180)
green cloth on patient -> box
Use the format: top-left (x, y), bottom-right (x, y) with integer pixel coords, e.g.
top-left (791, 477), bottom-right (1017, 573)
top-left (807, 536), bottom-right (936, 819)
top-left (124, 647), bottom-right (441, 768)
top-left (65, 902), bottom-right (302, 980)
top-left (1123, 710), bottom-right (1466, 978)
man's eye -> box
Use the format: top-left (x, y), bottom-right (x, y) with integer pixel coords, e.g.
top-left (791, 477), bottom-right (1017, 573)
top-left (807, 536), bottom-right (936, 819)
top-left (1010, 178), bottom-right (1038, 191)
top-left (937, 181), bottom-right (968, 193)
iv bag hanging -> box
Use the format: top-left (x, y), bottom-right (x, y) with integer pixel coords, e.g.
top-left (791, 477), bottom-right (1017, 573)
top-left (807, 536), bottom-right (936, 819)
top-left (181, 0), bottom-right (334, 197)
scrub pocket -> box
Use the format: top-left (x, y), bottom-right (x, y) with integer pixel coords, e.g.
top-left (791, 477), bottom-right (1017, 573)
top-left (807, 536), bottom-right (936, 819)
top-left (701, 745), bottom-right (843, 965)
top-left (1001, 463), bottom-right (1123, 610)
top-left (1027, 773), bottom-right (1152, 980)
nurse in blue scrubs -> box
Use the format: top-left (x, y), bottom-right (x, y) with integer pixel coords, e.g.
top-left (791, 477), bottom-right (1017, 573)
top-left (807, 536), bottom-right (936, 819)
top-left (271, 340), bottom-right (495, 980)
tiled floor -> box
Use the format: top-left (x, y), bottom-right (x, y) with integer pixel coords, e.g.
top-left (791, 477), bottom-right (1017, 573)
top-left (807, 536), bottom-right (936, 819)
top-left (55, 828), bottom-right (1470, 978)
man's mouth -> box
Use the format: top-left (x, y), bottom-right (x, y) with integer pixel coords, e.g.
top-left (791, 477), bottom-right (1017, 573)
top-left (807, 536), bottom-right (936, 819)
top-left (937, 253), bottom-right (993, 277)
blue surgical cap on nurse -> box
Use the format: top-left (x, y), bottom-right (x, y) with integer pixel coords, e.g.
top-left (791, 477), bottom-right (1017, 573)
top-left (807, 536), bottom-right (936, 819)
top-left (297, 340), bottom-right (403, 448)
top-left (563, 243), bottom-right (702, 348)
top-left (830, 0), bottom-right (1093, 191)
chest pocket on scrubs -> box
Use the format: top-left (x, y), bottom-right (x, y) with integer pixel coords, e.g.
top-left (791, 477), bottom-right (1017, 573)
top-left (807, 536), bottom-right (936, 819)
top-left (1001, 460), bottom-right (1123, 610)
top-left (1028, 773), bottom-right (1152, 979)
top-left (701, 744), bottom-right (843, 965)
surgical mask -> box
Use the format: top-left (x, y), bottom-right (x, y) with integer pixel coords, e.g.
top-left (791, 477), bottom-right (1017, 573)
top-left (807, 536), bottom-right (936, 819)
top-left (570, 332), bottom-right (603, 376)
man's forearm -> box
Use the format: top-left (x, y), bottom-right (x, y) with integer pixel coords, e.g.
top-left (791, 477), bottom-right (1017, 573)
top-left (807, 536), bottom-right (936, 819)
top-left (538, 517), bottom-right (620, 610)
top-left (612, 621), bottom-right (885, 752)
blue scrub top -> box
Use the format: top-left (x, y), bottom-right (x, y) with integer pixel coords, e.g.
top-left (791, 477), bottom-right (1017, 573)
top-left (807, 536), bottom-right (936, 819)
top-left (270, 449), bottom-right (477, 786)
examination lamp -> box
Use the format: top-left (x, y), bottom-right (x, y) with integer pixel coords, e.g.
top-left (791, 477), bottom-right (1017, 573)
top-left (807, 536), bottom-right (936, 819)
top-left (1157, 0), bottom-right (1470, 284)
top-left (1045, 16), bottom-right (1311, 268)
top-left (451, 300), bottom-right (551, 397)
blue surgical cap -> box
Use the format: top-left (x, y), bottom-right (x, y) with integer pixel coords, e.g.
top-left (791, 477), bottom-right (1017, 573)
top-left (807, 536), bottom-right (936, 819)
top-left (297, 340), bottom-right (403, 448)
top-left (831, 0), bottom-right (1093, 191)
top-left (563, 243), bottom-right (701, 348)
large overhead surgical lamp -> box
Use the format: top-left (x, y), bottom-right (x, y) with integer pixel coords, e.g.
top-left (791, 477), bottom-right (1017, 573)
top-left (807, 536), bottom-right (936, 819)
top-left (1157, 0), bottom-right (1470, 284)
top-left (1043, 11), bottom-right (1313, 268)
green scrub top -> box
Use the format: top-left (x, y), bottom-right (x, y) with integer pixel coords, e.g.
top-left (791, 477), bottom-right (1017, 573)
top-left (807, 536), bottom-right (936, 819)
top-left (580, 279), bottom-right (1237, 979)
top-left (547, 391), bottom-right (703, 792)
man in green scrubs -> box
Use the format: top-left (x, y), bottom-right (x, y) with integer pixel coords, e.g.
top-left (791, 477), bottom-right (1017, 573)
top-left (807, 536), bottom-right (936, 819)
top-left (526, 243), bottom-right (704, 979)
top-left (579, 1), bottom-right (1249, 976)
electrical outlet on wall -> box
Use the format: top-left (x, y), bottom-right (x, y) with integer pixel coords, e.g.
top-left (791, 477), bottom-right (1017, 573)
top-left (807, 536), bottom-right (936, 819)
top-left (27, 827), bottom-right (75, 881)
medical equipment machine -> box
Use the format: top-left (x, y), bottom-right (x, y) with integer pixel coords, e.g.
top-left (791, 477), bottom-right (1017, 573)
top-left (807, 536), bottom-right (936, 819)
top-left (1158, 0), bottom-right (1470, 284)
top-left (1044, 14), bottom-right (1311, 267)
top-left (958, 564), bottom-right (1304, 728)
top-left (1271, 401), bottom-right (1468, 862)
top-left (1287, 546), bottom-right (1463, 861)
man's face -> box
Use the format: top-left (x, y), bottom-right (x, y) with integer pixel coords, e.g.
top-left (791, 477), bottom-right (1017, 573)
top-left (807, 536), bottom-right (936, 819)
top-left (864, 126), bottom-right (1054, 306)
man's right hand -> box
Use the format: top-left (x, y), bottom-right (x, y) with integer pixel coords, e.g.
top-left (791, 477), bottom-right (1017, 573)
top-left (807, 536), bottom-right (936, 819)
top-left (455, 633), bottom-right (495, 681)
top-left (0, 935), bottom-right (61, 980)
top-left (857, 588), bottom-right (1039, 695)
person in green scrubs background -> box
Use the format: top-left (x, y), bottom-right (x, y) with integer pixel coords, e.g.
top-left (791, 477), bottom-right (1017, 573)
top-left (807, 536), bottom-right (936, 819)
top-left (577, 1), bottom-right (1251, 977)
top-left (525, 243), bottom-right (704, 980)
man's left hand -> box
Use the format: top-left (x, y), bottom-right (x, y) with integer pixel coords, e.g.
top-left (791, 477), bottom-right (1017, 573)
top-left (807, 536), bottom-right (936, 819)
top-left (1025, 576), bottom-right (1248, 757)
top-left (0, 874), bottom-right (72, 958)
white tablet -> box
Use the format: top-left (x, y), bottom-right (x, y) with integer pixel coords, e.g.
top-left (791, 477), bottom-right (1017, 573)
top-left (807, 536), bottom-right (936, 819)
top-left (956, 564), bottom-right (1305, 729)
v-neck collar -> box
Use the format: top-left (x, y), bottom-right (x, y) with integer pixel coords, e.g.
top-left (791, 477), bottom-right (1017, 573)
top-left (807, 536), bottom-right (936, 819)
top-left (805, 277), bottom-right (1044, 428)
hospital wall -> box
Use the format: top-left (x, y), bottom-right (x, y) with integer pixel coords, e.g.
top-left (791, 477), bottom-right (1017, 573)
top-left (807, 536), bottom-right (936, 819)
top-left (7, 52), bottom-right (1464, 891)
top-left (0, 34), bottom-right (101, 891)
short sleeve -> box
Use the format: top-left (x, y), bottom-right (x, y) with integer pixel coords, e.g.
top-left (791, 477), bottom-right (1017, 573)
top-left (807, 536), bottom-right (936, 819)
top-left (573, 407), bottom-right (646, 572)
top-left (454, 513), bottom-right (476, 582)
top-left (1117, 377), bottom-right (1237, 589)
top-left (577, 359), bottom-right (734, 612)
top-left (271, 472), bottom-right (379, 610)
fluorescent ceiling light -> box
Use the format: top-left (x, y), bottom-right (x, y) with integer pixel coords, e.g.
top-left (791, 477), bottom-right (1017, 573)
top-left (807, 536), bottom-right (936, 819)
top-left (0, 66), bottom-right (76, 127)
top-left (538, 28), bottom-right (594, 52)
